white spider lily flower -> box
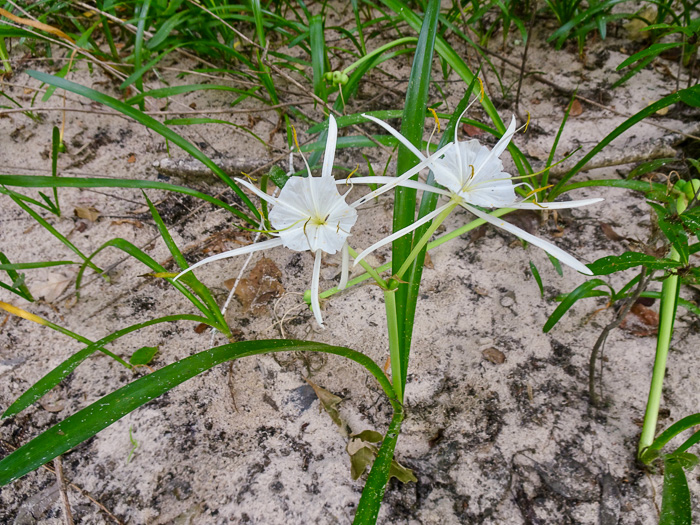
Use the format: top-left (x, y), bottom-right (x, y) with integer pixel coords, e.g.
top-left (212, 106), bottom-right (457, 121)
top-left (356, 113), bottom-right (603, 275)
top-left (175, 115), bottom-right (356, 328)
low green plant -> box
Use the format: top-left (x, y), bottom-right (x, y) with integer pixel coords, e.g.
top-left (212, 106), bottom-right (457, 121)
top-left (614, 16), bottom-right (700, 88)
top-left (545, 174), bottom-right (700, 523)
top-left (546, 0), bottom-right (634, 56)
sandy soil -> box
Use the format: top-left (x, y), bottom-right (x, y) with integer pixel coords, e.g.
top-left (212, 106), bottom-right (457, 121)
top-left (1, 16), bottom-right (699, 525)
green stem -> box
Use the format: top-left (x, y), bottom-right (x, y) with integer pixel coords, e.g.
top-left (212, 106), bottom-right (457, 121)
top-left (0, 37), bottom-right (11, 74)
top-left (383, 290), bottom-right (403, 402)
top-left (638, 248), bottom-right (681, 460)
top-left (396, 201), bottom-right (458, 281)
top-left (319, 208), bottom-right (513, 300)
top-left (343, 37), bottom-right (417, 75)
top-left (347, 245), bottom-right (388, 289)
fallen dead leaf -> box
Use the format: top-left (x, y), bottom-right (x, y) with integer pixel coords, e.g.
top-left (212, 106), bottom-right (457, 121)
top-left (227, 257), bottom-right (284, 315)
top-left (569, 99), bottom-right (583, 117)
top-left (30, 271), bottom-right (74, 302)
top-left (620, 301), bottom-right (659, 336)
top-left (74, 206), bottom-right (100, 222)
top-left (111, 219), bottom-right (144, 228)
top-left (127, 154), bottom-right (136, 163)
top-left (305, 378), bottom-right (344, 429)
top-left (462, 123), bottom-right (483, 137)
top-left (600, 222), bottom-right (625, 241)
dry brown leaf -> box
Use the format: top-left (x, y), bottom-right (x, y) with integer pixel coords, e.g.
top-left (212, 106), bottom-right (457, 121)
top-left (620, 301), bottom-right (659, 336)
top-left (228, 257), bottom-right (284, 314)
top-left (569, 99), bottom-right (583, 117)
top-left (600, 223), bottom-right (624, 241)
top-left (462, 123), bottom-right (483, 137)
top-left (111, 219), bottom-right (143, 228)
top-left (74, 206), bottom-right (100, 222)
top-left (127, 154), bottom-right (136, 163)
top-left (305, 378), bottom-right (343, 429)
top-left (0, 7), bottom-right (75, 43)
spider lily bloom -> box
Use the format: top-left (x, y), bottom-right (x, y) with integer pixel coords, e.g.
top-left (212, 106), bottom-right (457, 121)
top-left (174, 116), bottom-right (356, 327)
top-left (356, 113), bottom-right (603, 275)
top-left (173, 116), bottom-right (450, 327)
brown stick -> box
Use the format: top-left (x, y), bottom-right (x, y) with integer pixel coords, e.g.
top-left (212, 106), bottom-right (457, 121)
top-left (53, 456), bottom-right (74, 525)
top-left (588, 268), bottom-right (653, 407)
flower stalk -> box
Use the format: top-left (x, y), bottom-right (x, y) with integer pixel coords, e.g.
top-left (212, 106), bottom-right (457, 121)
top-left (638, 254), bottom-right (680, 459)
top-left (383, 289), bottom-right (403, 402)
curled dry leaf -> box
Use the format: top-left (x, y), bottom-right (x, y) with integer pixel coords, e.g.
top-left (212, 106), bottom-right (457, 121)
top-left (569, 99), bottom-right (583, 117)
top-left (620, 301), bottom-right (659, 336)
top-left (600, 223), bottom-right (625, 242)
top-left (30, 271), bottom-right (74, 302)
top-left (74, 206), bottom-right (100, 222)
top-left (462, 122), bottom-right (483, 137)
top-left (305, 378), bottom-right (344, 430)
top-left (482, 347), bottom-right (506, 364)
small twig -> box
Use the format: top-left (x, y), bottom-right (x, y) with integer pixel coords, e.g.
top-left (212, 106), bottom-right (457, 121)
top-left (53, 456), bottom-right (74, 525)
top-left (588, 268), bottom-right (654, 407)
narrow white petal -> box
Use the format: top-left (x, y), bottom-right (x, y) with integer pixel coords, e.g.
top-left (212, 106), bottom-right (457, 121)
top-left (236, 177), bottom-right (307, 217)
top-left (491, 115), bottom-right (517, 160)
top-left (354, 202), bottom-right (453, 266)
top-left (311, 250), bottom-right (324, 327)
top-left (361, 114), bottom-right (426, 161)
top-left (174, 237), bottom-right (285, 281)
top-left (462, 203), bottom-right (593, 275)
top-left (235, 177), bottom-right (280, 207)
top-left (350, 143), bottom-right (454, 208)
top-left (338, 242), bottom-right (350, 290)
top-left (338, 176), bottom-right (452, 196)
top-left (322, 115), bottom-right (338, 178)
top-left (508, 197), bottom-right (604, 210)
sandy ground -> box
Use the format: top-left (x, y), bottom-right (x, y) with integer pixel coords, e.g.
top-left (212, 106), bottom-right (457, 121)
top-left (1, 17), bottom-right (700, 525)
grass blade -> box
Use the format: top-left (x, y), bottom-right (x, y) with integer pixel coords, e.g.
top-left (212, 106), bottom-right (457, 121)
top-left (309, 14), bottom-right (328, 103)
top-left (659, 456), bottom-right (692, 525)
top-left (543, 279), bottom-right (613, 332)
top-left (549, 87), bottom-right (699, 198)
top-left (6, 190), bottom-right (103, 275)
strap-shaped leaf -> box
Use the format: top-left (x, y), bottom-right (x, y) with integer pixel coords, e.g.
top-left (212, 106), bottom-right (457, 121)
top-left (543, 278), bottom-right (613, 332)
top-left (588, 252), bottom-right (683, 275)
top-left (660, 456), bottom-right (692, 525)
